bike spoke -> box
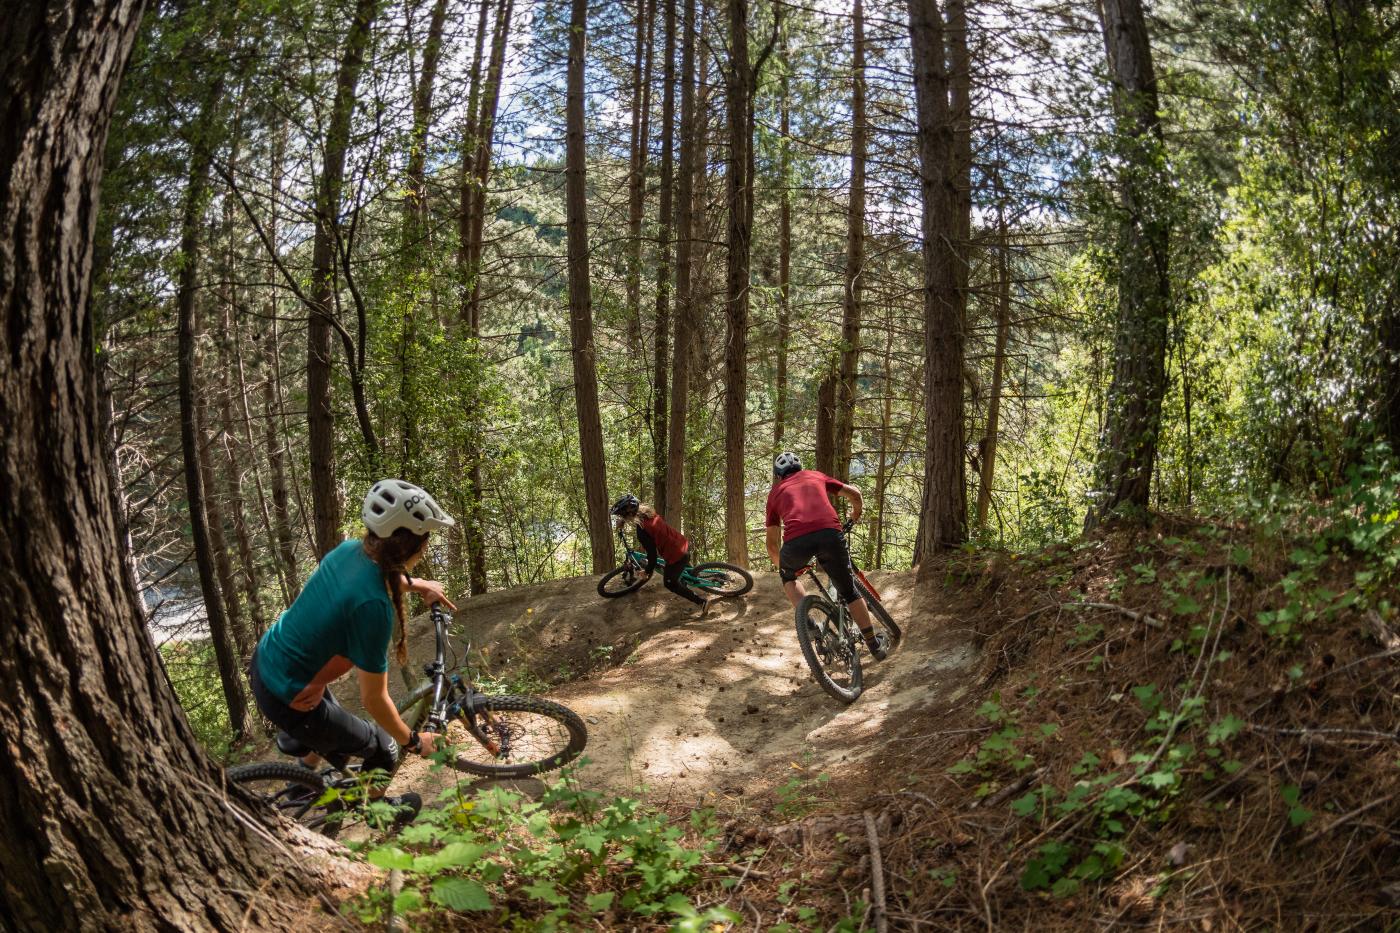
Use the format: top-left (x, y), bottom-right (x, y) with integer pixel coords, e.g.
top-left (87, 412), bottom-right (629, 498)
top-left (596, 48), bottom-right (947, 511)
top-left (450, 710), bottom-right (575, 767)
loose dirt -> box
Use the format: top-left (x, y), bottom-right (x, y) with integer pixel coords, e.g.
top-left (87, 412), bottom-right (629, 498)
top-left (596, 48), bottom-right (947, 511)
top-left (381, 569), bottom-right (977, 808)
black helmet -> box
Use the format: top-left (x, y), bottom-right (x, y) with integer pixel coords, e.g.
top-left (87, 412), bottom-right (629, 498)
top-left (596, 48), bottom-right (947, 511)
top-left (610, 493), bottom-right (640, 516)
top-left (773, 451), bottom-right (802, 478)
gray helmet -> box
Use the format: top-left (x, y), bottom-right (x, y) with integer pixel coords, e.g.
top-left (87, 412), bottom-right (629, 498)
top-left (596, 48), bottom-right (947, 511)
top-left (773, 451), bottom-right (802, 478)
top-left (362, 479), bottom-right (455, 536)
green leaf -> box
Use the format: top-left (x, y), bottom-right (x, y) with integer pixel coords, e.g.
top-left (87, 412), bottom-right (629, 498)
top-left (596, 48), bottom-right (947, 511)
top-left (392, 889), bottom-right (424, 913)
top-left (366, 847), bottom-right (414, 871)
top-left (522, 880), bottom-right (569, 906)
top-left (1173, 594), bottom-right (1203, 615)
top-left (1207, 715), bottom-right (1246, 745)
top-left (664, 892), bottom-right (698, 917)
top-left (1010, 791), bottom-right (1040, 817)
top-left (430, 877), bottom-right (492, 912)
top-left (584, 891), bottom-right (615, 912)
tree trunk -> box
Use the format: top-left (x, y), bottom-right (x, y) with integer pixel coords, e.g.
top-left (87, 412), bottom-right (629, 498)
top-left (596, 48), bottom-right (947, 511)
top-left (308, 0), bottom-right (379, 558)
top-left (775, 11), bottom-right (790, 455)
top-left (947, 0), bottom-right (972, 347)
top-left (835, 0), bottom-right (867, 484)
top-left (172, 52), bottom-right (250, 732)
top-left (650, 0), bottom-right (674, 509)
top-left (908, 0), bottom-right (969, 561)
top-left (625, 0), bottom-right (654, 357)
top-left (263, 321), bottom-right (302, 599)
top-left (1085, 0), bottom-right (1171, 528)
top-left (566, 0), bottom-right (615, 571)
top-left (815, 371), bottom-right (838, 477)
top-left (977, 199), bottom-right (1011, 530)
top-left (397, 0), bottom-right (450, 473)
top-left (870, 326), bottom-right (895, 567)
top-left (464, 0), bottom-right (514, 332)
top-left (0, 2), bottom-right (319, 924)
top-left (723, 0), bottom-right (755, 566)
top-left (665, 0), bottom-right (699, 523)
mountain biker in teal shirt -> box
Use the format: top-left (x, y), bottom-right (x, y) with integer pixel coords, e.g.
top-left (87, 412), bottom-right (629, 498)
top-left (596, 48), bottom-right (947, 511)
top-left (248, 479), bottom-right (457, 823)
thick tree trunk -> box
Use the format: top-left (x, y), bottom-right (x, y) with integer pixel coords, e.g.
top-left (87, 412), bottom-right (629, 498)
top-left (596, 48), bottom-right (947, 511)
top-left (566, 0), bottom-right (615, 571)
top-left (0, 2), bottom-right (318, 925)
top-left (723, 0), bottom-right (755, 566)
top-left (908, 0), bottom-right (969, 561)
top-left (1085, 0), bottom-right (1171, 528)
top-left (815, 372), bottom-right (838, 477)
top-left (650, 0), bottom-right (674, 508)
top-left (835, 0), bottom-right (867, 484)
top-left (665, 0), bottom-right (699, 523)
top-left (308, 0), bottom-right (379, 558)
top-left (947, 0), bottom-right (972, 341)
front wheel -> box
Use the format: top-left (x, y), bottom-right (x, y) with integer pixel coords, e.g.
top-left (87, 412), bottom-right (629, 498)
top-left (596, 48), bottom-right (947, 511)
top-left (795, 595), bottom-right (863, 703)
top-left (226, 761), bottom-right (329, 828)
top-left (452, 695), bottom-right (588, 777)
top-left (689, 561), bottom-right (753, 597)
top-left (598, 561), bottom-right (645, 598)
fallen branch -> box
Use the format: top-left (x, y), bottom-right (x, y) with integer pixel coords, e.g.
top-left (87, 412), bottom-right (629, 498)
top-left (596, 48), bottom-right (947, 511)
top-left (863, 811), bottom-right (888, 933)
top-left (972, 768), bottom-right (1045, 811)
top-left (385, 869), bottom-right (405, 932)
top-left (1300, 794), bottom-right (1397, 846)
top-left (1064, 601), bottom-right (1165, 630)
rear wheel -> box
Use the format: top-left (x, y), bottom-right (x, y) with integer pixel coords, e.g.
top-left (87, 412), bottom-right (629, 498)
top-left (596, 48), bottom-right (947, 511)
top-left (689, 561), bottom-right (753, 597)
top-left (598, 561), bottom-right (645, 597)
top-left (452, 695), bottom-right (589, 777)
top-left (794, 595), bottom-right (863, 703)
top-left (855, 578), bottom-right (902, 650)
top-left (226, 761), bottom-right (329, 829)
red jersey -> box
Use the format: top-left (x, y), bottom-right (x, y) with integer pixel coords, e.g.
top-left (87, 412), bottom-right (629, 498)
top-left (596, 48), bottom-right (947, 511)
top-left (764, 470), bottom-right (845, 542)
top-left (638, 513), bottom-right (688, 563)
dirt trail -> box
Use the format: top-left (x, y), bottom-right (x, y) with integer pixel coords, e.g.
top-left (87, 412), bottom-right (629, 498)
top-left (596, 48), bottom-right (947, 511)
top-left (385, 569), bottom-right (977, 807)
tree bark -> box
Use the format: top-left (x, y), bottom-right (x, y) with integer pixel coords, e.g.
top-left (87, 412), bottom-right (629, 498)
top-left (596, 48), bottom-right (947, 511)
top-left (908, 0), bottom-right (969, 561)
top-left (566, 0), bottom-right (615, 571)
top-left (0, 1), bottom-right (318, 924)
top-left (775, 9), bottom-right (791, 455)
top-left (723, 0), bottom-right (757, 566)
top-left (308, 0), bottom-right (380, 558)
top-left (976, 198), bottom-right (1011, 530)
top-left (815, 371), bottom-right (838, 477)
top-left (649, 0), bottom-right (674, 508)
top-left (1084, 0), bottom-right (1171, 528)
top-left (665, 0), bottom-right (699, 523)
top-left (835, 0), bottom-right (867, 484)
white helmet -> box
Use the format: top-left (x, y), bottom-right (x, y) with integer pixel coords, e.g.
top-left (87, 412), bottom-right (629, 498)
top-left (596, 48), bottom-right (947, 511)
top-left (773, 451), bottom-right (802, 478)
top-left (362, 479), bottom-right (456, 537)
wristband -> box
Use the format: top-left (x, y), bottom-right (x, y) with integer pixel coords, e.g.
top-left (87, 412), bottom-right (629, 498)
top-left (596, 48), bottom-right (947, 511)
top-left (407, 730), bottom-right (421, 752)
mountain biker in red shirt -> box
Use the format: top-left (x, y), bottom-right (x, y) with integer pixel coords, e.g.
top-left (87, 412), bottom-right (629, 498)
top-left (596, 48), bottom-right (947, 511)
top-left (764, 452), bottom-right (888, 660)
top-left (610, 494), bottom-right (720, 617)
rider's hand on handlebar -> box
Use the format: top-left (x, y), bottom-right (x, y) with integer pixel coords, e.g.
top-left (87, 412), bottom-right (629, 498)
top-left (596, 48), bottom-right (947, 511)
top-left (417, 732), bottom-right (442, 756)
top-left (409, 578), bottom-right (457, 610)
top-left (842, 517), bottom-right (856, 534)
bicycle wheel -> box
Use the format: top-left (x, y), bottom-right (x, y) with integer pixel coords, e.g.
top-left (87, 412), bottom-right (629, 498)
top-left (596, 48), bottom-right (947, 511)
top-left (226, 761), bottom-right (329, 828)
top-left (794, 595), bottom-right (863, 703)
top-left (689, 561), bottom-right (754, 597)
top-left (452, 695), bottom-right (588, 778)
top-left (598, 562), bottom-right (645, 597)
top-left (854, 577), bottom-right (902, 649)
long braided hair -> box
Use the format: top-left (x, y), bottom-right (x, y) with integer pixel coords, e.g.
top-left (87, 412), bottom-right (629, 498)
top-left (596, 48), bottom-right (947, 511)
top-left (361, 528), bottom-right (428, 666)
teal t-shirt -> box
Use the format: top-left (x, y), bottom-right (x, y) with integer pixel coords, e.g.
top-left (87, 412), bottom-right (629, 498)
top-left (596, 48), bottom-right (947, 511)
top-left (255, 539), bottom-right (395, 710)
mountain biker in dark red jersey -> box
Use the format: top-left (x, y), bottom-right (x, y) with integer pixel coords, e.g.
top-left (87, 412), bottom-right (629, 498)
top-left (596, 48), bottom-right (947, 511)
top-left (610, 494), bottom-right (721, 617)
top-left (764, 452), bottom-right (889, 660)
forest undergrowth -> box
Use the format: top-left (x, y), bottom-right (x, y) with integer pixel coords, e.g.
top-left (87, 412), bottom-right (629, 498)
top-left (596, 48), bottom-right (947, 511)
top-left (336, 462), bottom-right (1400, 931)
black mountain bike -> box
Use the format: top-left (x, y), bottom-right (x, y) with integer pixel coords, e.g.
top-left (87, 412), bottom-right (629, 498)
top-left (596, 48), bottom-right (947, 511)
top-left (226, 603), bottom-right (588, 831)
top-left (597, 528), bottom-right (753, 599)
top-left (793, 522), bottom-right (902, 703)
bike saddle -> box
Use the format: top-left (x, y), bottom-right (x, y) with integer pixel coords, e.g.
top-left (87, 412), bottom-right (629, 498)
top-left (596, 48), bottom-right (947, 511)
top-left (275, 731), bottom-right (314, 758)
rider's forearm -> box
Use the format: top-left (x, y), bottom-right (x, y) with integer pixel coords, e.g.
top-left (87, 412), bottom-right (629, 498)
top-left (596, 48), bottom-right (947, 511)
top-left (363, 690), bottom-right (413, 746)
top-left (840, 485), bottom-right (863, 522)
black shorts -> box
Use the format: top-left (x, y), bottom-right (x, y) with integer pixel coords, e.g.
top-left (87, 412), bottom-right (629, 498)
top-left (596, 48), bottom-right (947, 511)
top-left (249, 647), bottom-right (399, 776)
top-left (778, 527), bottom-right (859, 602)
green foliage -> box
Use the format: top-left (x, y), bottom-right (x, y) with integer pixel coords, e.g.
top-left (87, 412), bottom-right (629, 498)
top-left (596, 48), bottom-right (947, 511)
top-left (354, 766), bottom-right (731, 929)
top-left (159, 640), bottom-right (236, 760)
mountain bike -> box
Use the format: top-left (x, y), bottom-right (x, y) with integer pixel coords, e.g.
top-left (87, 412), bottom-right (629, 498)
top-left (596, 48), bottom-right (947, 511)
top-left (597, 528), bottom-right (754, 599)
top-left (226, 602), bottom-right (588, 832)
top-left (792, 522), bottom-right (902, 703)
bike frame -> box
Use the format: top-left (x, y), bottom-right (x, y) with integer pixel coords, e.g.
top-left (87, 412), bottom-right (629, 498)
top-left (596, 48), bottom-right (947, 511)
top-left (615, 529), bottom-right (717, 588)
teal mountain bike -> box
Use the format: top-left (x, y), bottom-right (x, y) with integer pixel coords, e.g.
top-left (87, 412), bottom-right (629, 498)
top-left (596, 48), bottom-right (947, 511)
top-left (597, 528), bottom-right (754, 599)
